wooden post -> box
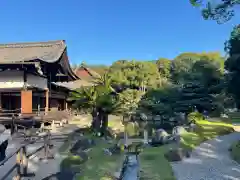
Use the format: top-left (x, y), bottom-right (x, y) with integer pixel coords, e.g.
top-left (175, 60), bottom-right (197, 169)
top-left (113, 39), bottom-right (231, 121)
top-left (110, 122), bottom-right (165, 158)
top-left (45, 88), bottom-right (49, 114)
top-left (11, 115), bottom-right (15, 135)
top-left (22, 146), bottom-right (28, 176)
top-left (65, 101), bottom-right (68, 110)
top-left (15, 150), bottom-right (21, 180)
top-left (39, 131), bottom-right (54, 160)
top-left (0, 92), bottom-right (2, 109)
top-left (44, 135), bottom-right (48, 158)
top-left (143, 130), bottom-right (148, 144)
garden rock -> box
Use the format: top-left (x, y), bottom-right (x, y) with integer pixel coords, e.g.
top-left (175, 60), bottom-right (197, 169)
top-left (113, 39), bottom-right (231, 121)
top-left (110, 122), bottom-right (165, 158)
top-left (110, 144), bottom-right (122, 154)
top-left (189, 123), bottom-right (197, 132)
top-left (185, 150), bottom-right (191, 158)
top-left (164, 148), bottom-right (185, 162)
top-left (156, 129), bottom-right (169, 143)
top-left (150, 129), bottom-right (169, 146)
top-left (83, 148), bottom-right (92, 153)
top-left (0, 125), bottom-right (6, 134)
top-left (172, 126), bottom-right (187, 135)
top-left (88, 139), bottom-right (96, 146)
top-left (103, 148), bottom-right (113, 156)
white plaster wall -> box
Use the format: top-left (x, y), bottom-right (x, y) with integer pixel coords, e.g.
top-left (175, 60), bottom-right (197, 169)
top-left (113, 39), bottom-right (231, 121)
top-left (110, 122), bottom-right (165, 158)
top-left (0, 71), bottom-right (48, 89)
top-left (0, 71), bottom-right (24, 88)
top-left (26, 74), bottom-right (47, 90)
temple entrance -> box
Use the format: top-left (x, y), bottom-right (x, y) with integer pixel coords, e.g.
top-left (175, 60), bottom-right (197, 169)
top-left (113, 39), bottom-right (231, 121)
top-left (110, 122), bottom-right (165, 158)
top-left (1, 92), bottom-right (21, 111)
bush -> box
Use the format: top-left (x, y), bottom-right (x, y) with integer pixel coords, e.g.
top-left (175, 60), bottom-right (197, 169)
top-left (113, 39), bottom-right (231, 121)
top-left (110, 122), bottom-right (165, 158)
top-left (126, 122), bottom-right (140, 137)
top-left (187, 112), bottom-right (204, 123)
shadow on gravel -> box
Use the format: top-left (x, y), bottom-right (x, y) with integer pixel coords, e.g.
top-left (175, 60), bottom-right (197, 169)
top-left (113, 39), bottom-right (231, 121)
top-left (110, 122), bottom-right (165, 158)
top-left (41, 171), bottom-right (75, 180)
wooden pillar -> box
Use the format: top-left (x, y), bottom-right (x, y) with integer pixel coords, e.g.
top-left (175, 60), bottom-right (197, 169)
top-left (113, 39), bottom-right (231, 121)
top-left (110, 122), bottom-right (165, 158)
top-left (0, 92), bottom-right (1, 109)
top-left (21, 90), bottom-right (32, 114)
top-left (45, 89), bottom-right (49, 113)
top-left (15, 150), bottom-right (21, 180)
top-left (22, 146), bottom-right (28, 175)
top-left (65, 101), bottom-right (68, 110)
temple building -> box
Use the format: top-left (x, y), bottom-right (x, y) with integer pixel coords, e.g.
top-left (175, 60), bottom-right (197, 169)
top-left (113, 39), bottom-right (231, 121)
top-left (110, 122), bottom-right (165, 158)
top-left (56, 64), bottom-right (100, 90)
top-left (0, 40), bottom-right (79, 114)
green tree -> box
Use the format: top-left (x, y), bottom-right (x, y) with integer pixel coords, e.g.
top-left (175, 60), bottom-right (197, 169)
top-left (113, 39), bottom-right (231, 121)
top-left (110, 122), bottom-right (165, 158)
top-left (171, 53), bottom-right (202, 84)
top-left (108, 60), bottom-right (161, 89)
top-left (70, 73), bottom-right (118, 135)
top-left (171, 52), bottom-right (224, 84)
top-left (156, 58), bottom-right (172, 79)
top-left (138, 85), bottom-right (180, 118)
top-left (117, 89), bottom-right (145, 145)
top-left (191, 57), bottom-right (224, 86)
top-left (225, 25), bottom-right (240, 108)
top-left (190, 0), bottom-right (240, 23)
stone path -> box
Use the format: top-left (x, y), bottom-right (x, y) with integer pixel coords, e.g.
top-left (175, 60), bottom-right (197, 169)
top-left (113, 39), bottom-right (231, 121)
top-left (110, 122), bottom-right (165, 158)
top-left (171, 132), bottom-right (240, 180)
top-left (0, 124), bottom-right (79, 180)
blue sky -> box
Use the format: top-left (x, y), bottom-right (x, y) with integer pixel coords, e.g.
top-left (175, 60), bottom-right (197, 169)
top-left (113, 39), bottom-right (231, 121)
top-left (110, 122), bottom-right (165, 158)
top-left (0, 0), bottom-right (239, 65)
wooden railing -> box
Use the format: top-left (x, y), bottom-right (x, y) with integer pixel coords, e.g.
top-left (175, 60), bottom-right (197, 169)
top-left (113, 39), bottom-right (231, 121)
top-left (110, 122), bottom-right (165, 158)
top-left (0, 108), bottom-right (21, 117)
top-left (0, 130), bottom-right (53, 180)
top-left (0, 145), bottom-right (30, 180)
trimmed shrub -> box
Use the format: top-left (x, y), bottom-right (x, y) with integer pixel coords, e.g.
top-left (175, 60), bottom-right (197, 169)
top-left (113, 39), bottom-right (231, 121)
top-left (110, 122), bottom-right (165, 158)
top-left (187, 112), bottom-right (204, 123)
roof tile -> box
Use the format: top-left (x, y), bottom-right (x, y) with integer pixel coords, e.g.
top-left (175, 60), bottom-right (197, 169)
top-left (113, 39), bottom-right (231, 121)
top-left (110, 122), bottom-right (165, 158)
top-left (0, 40), bottom-right (66, 63)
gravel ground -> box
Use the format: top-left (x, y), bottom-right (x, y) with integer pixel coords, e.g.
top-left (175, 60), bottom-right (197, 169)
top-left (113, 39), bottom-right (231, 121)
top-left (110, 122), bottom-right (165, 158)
top-left (171, 132), bottom-right (240, 180)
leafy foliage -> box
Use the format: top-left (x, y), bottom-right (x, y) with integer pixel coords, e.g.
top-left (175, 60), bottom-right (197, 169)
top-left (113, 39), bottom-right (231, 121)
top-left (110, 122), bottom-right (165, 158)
top-left (118, 89), bottom-right (144, 115)
top-left (108, 60), bottom-right (161, 89)
top-left (156, 58), bottom-right (172, 79)
top-left (70, 49), bottom-right (231, 132)
top-left (187, 111), bottom-right (204, 123)
top-left (190, 0), bottom-right (240, 23)
top-left (225, 25), bottom-right (240, 107)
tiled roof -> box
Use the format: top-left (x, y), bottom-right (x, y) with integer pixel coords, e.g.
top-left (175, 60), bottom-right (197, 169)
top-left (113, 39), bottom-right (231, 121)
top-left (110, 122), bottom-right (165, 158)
top-left (0, 40), bottom-right (66, 63)
top-left (74, 66), bottom-right (101, 80)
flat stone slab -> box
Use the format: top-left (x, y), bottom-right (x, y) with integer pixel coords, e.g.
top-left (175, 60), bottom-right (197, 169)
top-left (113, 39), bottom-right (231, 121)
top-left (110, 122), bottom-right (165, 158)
top-left (0, 130), bottom-right (11, 144)
top-left (171, 132), bottom-right (240, 180)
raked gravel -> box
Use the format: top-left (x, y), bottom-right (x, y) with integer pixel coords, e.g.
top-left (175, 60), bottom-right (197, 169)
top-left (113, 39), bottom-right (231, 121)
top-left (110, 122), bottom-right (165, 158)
top-left (171, 132), bottom-right (240, 180)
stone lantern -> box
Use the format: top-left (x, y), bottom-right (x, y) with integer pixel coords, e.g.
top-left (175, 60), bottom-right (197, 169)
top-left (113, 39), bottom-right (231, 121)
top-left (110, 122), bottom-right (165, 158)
top-left (122, 114), bottom-right (130, 147)
top-left (140, 113), bottom-right (148, 144)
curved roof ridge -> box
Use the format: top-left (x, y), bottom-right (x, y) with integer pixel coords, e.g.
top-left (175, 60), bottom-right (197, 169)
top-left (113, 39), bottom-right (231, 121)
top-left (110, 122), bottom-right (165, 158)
top-left (0, 40), bottom-right (66, 63)
top-left (0, 40), bottom-right (65, 48)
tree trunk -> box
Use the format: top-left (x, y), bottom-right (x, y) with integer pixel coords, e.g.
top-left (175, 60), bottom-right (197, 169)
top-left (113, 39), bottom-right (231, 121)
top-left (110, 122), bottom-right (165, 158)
top-left (91, 108), bottom-right (97, 130)
top-left (91, 107), bottom-right (101, 133)
top-left (101, 113), bottom-right (109, 136)
top-left (124, 124), bottom-right (129, 147)
top-left (96, 108), bottom-right (104, 136)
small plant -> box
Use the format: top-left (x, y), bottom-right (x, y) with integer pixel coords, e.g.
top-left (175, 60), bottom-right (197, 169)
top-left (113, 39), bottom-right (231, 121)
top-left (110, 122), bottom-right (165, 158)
top-left (187, 111), bottom-right (204, 123)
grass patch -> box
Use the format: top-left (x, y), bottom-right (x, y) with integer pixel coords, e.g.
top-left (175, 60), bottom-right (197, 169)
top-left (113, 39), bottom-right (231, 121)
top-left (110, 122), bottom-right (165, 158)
top-left (231, 118), bottom-right (240, 123)
top-left (59, 127), bottom-right (124, 180)
top-left (75, 140), bottom-right (124, 180)
top-left (230, 140), bottom-right (240, 163)
top-left (181, 120), bottom-right (234, 150)
top-left (139, 120), bottom-right (234, 180)
top-left (140, 145), bottom-right (176, 180)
